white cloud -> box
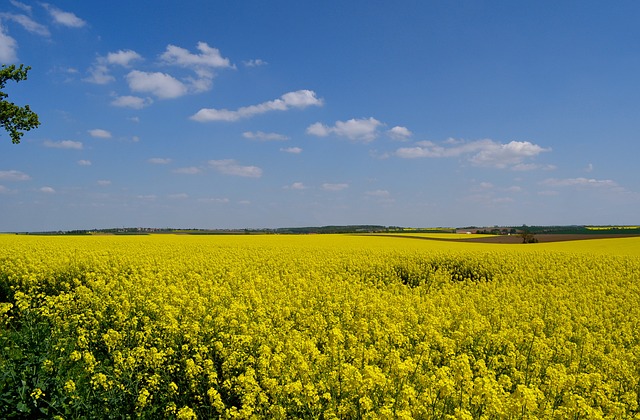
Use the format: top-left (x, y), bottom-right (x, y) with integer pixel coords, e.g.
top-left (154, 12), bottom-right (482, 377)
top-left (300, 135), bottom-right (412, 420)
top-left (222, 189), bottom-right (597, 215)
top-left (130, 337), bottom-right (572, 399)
top-left (40, 186), bottom-right (55, 193)
top-left (306, 122), bottom-right (331, 137)
top-left (97, 180), bottom-right (111, 186)
top-left (43, 140), bottom-right (83, 149)
top-left (541, 177), bottom-right (619, 189)
top-left (322, 183), bottom-right (349, 191)
top-left (111, 95), bottom-right (152, 109)
top-left (365, 189), bottom-right (390, 197)
top-left (0, 170), bottom-right (30, 181)
top-left (0, 23), bottom-right (18, 62)
top-left (168, 193), bottom-right (188, 199)
top-left (126, 70), bottom-right (188, 99)
top-left (191, 90), bottom-right (323, 122)
top-left (307, 117), bottom-right (383, 142)
top-left (161, 42), bottom-right (232, 69)
top-left (510, 163), bottom-right (540, 171)
top-left (396, 139), bottom-right (488, 158)
top-left (396, 138), bottom-right (550, 169)
top-left (198, 197), bottom-right (230, 204)
top-left (0, 13), bottom-right (50, 36)
top-left (280, 90), bottom-right (322, 107)
top-left (285, 182), bottom-right (306, 190)
top-left (88, 129), bottom-right (112, 138)
top-left (10, 1), bottom-right (32, 14)
top-left (387, 126), bottom-right (412, 140)
top-left (469, 141), bottom-right (549, 168)
top-left (77, 160), bottom-right (91, 166)
top-left (0, 185), bottom-right (9, 193)
top-left (585, 163), bottom-right (594, 173)
top-left (538, 190), bottom-right (560, 196)
top-left (106, 49), bottom-right (142, 67)
top-left (42, 4), bottom-right (86, 28)
top-left (84, 63), bottom-right (114, 84)
top-left (209, 159), bottom-right (263, 178)
top-left (85, 50), bottom-right (140, 84)
top-left (281, 147), bottom-right (302, 154)
top-left (148, 158), bottom-right (172, 164)
top-left (242, 131), bottom-right (289, 141)
top-left (137, 194), bottom-right (157, 200)
top-left (157, 42), bottom-right (234, 95)
top-left (243, 59), bottom-right (267, 67)
top-left (172, 166), bottom-right (202, 175)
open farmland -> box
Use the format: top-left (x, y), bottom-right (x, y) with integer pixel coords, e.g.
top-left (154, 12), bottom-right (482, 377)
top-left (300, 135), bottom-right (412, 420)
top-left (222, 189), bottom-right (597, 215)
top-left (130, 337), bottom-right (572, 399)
top-left (1, 234), bottom-right (639, 419)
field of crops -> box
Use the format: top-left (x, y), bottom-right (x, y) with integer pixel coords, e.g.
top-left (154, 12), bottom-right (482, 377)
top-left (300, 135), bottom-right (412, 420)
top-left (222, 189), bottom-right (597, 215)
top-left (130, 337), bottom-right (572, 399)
top-left (1, 234), bottom-right (639, 419)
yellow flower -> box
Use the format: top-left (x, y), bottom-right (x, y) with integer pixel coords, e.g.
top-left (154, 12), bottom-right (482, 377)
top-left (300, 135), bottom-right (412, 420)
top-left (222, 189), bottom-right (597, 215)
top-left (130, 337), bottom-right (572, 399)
top-left (176, 406), bottom-right (197, 419)
top-left (30, 387), bottom-right (44, 400)
top-left (64, 379), bottom-right (76, 393)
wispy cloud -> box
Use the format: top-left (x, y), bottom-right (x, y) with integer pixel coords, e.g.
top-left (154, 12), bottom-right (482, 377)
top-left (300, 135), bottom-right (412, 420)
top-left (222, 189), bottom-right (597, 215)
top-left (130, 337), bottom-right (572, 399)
top-left (365, 189), bottom-right (390, 198)
top-left (396, 139), bottom-right (550, 169)
top-left (0, 170), bottom-right (30, 181)
top-left (172, 166), bottom-right (202, 175)
top-left (307, 117), bottom-right (383, 143)
top-left (39, 186), bottom-right (55, 194)
top-left (77, 160), bottom-right (92, 166)
top-left (280, 147), bottom-right (302, 154)
top-left (511, 163), bottom-right (556, 171)
top-left (10, 1), bottom-right (32, 14)
top-left (148, 158), bottom-right (172, 164)
top-left (84, 62), bottom-right (114, 84)
top-left (541, 177), bottom-right (621, 189)
top-left (208, 159), bottom-right (262, 178)
top-left (88, 129), bottom-right (112, 138)
top-left (110, 95), bottom-right (152, 109)
top-left (322, 183), bottom-right (349, 191)
top-left (85, 49), bottom-right (141, 84)
top-left (191, 90), bottom-right (323, 122)
top-left (197, 197), bottom-right (230, 204)
top-left (243, 59), bottom-right (267, 67)
top-left (43, 140), bottom-right (83, 150)
top-left (97, 180), bottom-right (111, 186)
top-left (42, 3), bottom-right (86, 28)
top-left (242, 131), bottom-right (289, 141)
top-left (284, 182), bottom-right (306, 190)
top-left (0, 12), bottom-right (50, 36)
top-left (0, 23), bottom-right (18, 62)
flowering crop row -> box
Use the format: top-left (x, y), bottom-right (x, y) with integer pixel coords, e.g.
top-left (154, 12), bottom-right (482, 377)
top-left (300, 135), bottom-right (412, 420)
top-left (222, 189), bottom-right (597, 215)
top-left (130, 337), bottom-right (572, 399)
top-left (0, 234), bottom-right (639, 419)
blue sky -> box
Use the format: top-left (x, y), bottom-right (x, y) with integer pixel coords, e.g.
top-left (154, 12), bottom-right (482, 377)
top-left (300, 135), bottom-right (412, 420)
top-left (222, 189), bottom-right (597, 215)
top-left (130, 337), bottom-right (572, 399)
top-left (1, 1), bottom-right (639, 231)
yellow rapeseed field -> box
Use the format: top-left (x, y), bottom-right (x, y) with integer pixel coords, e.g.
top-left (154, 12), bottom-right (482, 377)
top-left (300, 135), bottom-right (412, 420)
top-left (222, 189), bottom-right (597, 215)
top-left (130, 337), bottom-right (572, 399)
top-left (1, 234), bottom-right (639, 419)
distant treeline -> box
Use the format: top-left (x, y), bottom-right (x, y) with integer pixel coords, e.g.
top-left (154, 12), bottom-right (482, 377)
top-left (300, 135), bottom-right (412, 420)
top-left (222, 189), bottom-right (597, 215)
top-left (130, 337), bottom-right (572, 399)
top-left (13, 225), bottom-right (640, 236)
top-left (17, 226), bottom-right (455, 236)
top-left (460, 225), bottom-right (640, 235)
